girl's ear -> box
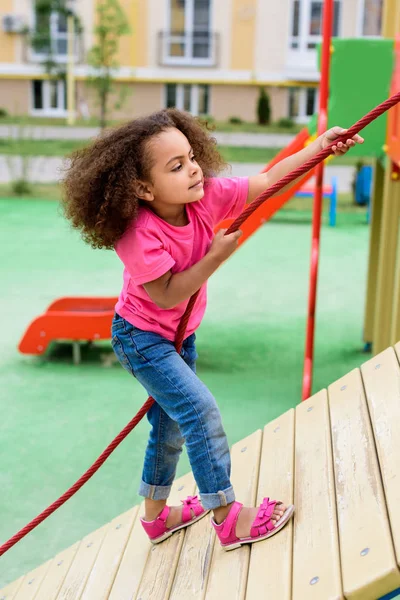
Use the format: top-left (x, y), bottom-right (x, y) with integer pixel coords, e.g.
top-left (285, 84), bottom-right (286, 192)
top-left (135, 180), bottom-right (154, 202)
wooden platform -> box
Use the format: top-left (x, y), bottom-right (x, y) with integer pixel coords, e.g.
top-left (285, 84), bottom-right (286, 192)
top-left (2, 344), bottom-right (400, 600)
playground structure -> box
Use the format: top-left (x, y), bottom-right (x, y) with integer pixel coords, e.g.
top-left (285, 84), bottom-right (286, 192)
top-left (17, 296), bottom-right (117, 364)
top-left (364, 28), bottom-right (400, 356)
top-left (2, 343), bottom-right (400, 599)
top-left (295, 177), bottom-right (338, 227)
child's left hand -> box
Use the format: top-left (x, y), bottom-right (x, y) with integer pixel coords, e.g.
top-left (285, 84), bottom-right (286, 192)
top-left (321, 126), bottom-right (364, 156)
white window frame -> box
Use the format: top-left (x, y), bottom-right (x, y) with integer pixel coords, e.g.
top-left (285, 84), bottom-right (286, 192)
top-left (356, 0), bottom-right (383, 38)
top-left (289, 0), bottom-right (342, 53)
top-left (287, 87), bottom-right (319, 124)
top-left (163, 0), bottom-right (215, 66)
top-left (164, 83), bottom-right (210, 116)
top-left (30, 79), bottom-right (67, 117)
top-left (29, 3), bottom-right (77, 64)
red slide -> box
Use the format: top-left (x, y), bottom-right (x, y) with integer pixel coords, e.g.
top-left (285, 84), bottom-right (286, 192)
top-left (18, 129), bottom-right (314, 357)
top-left (18, 297), bottom-right (118, 356)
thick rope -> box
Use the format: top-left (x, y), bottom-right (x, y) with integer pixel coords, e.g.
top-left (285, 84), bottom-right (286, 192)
top-left (1, 90), bottom-right (399, 558)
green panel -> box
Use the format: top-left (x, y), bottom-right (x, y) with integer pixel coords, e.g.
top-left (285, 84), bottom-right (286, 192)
top-left (327, 38), bottom-right (394, 158)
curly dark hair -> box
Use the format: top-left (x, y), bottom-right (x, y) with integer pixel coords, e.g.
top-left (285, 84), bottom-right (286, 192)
top-left (62, 108), bottom-right (228, 249)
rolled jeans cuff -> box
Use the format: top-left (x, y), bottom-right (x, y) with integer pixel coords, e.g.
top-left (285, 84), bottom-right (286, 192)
top-left (139, 480), bottom-right (172, 500)
top-left (199, 486), bottom-right (236, 510)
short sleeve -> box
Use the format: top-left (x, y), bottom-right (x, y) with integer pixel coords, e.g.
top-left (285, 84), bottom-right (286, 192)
top-left (115, 225), bottom-right (175, 285)
top-left (201, 177), bottom-right (249, 226)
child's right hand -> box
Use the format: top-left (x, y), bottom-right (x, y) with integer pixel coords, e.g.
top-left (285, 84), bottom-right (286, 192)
top-left (209, 229), bottom-right (243, 263)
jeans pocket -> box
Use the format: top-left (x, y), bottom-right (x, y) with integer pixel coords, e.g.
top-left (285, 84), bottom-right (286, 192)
top-left (112, 333), bottom-right (135, 376)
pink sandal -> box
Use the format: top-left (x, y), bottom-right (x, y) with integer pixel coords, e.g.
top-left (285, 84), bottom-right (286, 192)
top-left (140, 495), bottom-right (210, 544)
top-left (211, 497), bottom-right (295, 551)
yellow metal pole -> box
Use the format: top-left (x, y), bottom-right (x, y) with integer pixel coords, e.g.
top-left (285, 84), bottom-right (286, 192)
top-left (363, 159), bottom-right (385, 347)
top-left (372, 165), bottom-right (400, 353)
top-left (67, 14), bottom-right (75, 125)
top-left (390, 190), bottom-right (400, 344)
top-left (364, 0), bottom-right (399, 353)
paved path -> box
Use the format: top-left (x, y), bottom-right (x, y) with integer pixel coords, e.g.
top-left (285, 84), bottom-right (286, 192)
top-left (0, 124), bottom-right (296, 148)
top-left (0, 155), bottom-right (354, 192)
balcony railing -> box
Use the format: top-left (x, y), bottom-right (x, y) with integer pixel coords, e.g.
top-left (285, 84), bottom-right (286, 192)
top-left (158, 31), bottom-right (219, 67)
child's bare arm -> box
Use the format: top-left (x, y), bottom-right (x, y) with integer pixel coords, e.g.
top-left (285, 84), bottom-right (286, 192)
top-left (143, 229), bottom-right (242, 309)
top-left (245, 127), bottom-right (364, 205)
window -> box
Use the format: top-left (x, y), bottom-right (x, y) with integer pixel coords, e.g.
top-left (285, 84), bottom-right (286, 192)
top-left (165, 83), bottom-right (210, 116)
top-left (32, 1), bottom-right (75, 61)
top-left (288, 87), bottom-right (318, 123)
top-left (290, 0), bottom-right (341, 51)
top-left (163, 0), bottom-right (214, 65)
top-left (31, 80), bottom-right (67, 116)
top-left (361, 0), bottom-right (383, 36)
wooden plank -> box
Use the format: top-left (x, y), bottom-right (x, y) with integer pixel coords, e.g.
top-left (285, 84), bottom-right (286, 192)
top-left (55, 524), bottom-right (109, 600)
top-left (13, 561), bottom-right (52, 600)
top-left (169, 483), bottom-right (215, 600)
top-left (362, 346), bottom-right (400, 565)
top-left (80, 507), bottom-right (137, 600)
top-left (329, 369), bottom-right (400, 600)
top-left (108, 505), bottom-right (149, 600)
top-left (204, 430), bottom-right (262, 600)
top-left (34, 543), bottom-right (80, 600)
top-left (0, 576), bottom-right (24, 600)
top-left (246, 409), bottom-right (295, 600)
top-left (292, 393), bottom-right (343, 600)
top-left (134, 472), bottom-right (197, 600)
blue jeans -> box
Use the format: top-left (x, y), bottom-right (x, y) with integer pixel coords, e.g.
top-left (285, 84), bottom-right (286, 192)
top-left (111, 313), bottom-right (235, 510)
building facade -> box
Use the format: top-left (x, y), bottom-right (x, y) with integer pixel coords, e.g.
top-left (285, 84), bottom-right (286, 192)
top-left (0, 0), bottom-right (384, 123)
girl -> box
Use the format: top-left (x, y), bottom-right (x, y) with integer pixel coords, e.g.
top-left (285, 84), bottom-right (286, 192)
top-left (63, 109), bottom-right (363, 551)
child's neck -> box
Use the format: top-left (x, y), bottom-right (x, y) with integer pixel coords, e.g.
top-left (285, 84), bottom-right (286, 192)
top-left (149, 202), bottom-right (189, 227)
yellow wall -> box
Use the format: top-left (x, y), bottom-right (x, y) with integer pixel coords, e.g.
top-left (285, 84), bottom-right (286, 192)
top-left (0, 80), bottom-right (30, 114)
top-left (93, 0), bottom-right (148, 68)
top-left (382, 0), bottom-right (400, 37)
top-left (0, 0), bottom-right (17, 62)
top-left (117, 0), bottom-right (148, 67)
top-left (230, 0), bottom-right (257, 70)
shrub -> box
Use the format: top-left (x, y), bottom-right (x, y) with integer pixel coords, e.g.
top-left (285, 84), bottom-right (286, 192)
top-left (257, 88), bottom-right (271, 125)
top-left (228, 116), bottom-right (243, 124)
top-left (0, 108), bottom-right (8, 118)
top-left (277, 117), bottom-right (296, 128)
top-left (11, 179), bottom-right (32, 195)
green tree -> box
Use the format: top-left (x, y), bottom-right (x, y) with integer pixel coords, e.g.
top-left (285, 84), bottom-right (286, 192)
top-left (257, 87), bottom-right (271, 125)
top-left (86, 0), bottom-right (131, 130)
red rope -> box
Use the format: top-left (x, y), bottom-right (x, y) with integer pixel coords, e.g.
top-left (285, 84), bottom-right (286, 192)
top-left (1, 91), bottom-right (400, 558)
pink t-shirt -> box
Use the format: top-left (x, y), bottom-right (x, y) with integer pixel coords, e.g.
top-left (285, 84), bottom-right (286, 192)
top-left (114, 176), bottom-right (249, 341)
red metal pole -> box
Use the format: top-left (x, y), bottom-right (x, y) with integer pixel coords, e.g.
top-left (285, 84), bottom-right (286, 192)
top-left (302, 0), bottom-right (333, 400)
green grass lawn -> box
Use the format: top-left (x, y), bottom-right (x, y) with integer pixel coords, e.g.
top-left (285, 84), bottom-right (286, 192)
top-left (0, 194), bottom-right (371, 587)
top-left (0, 138), bottom-right (283, 161)
top-left (0, 115), bottom-right (303, 134)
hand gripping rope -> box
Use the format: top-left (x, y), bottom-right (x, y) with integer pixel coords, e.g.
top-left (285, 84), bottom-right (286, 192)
top-left (1, 91), bottom-right (400, 558)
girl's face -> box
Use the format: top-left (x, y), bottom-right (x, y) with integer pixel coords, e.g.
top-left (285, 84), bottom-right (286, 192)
top-left (143, 127), bottom-right (205, 208)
